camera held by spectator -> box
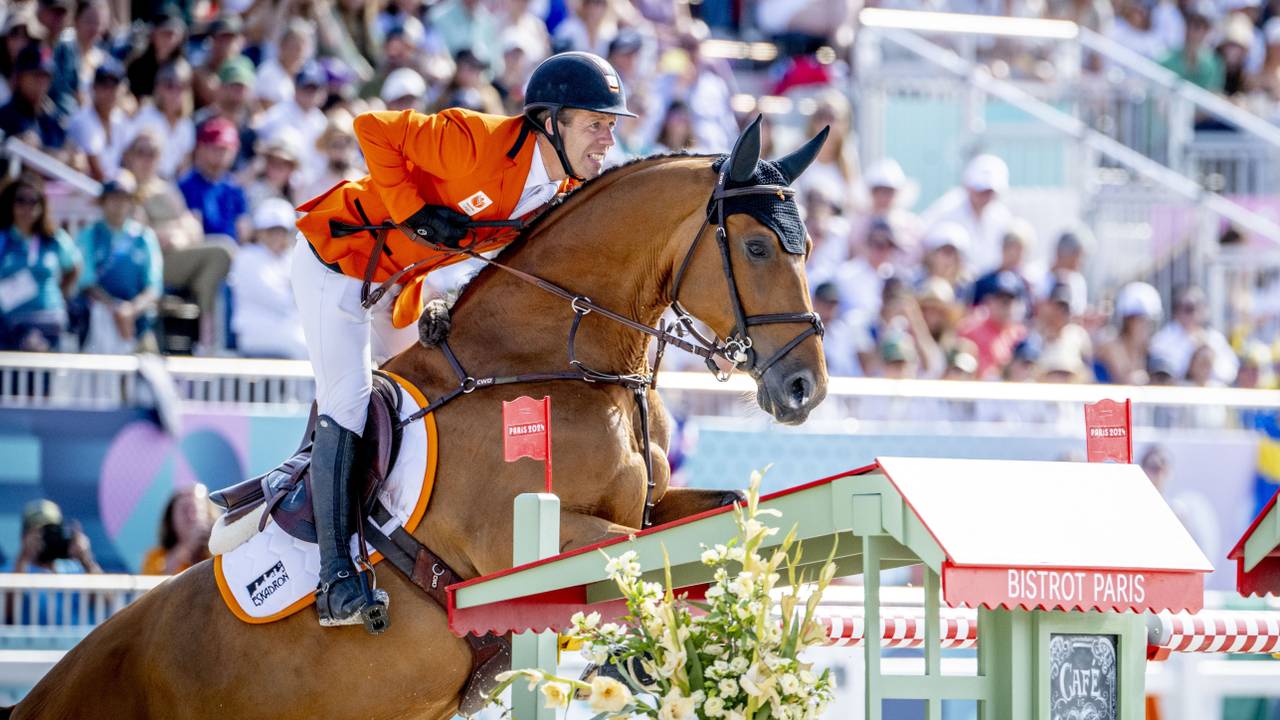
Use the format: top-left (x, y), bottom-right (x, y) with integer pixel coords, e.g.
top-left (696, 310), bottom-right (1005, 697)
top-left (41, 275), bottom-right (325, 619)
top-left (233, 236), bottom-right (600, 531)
top-left (13, 499), bottom-right (101, 573)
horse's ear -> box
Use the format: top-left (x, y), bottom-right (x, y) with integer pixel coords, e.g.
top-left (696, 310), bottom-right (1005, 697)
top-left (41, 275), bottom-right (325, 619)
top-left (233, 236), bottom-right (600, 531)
top-left (776, 126), bottom-right (830, 184)
top-left (727, 114), bottom-right (763, 183)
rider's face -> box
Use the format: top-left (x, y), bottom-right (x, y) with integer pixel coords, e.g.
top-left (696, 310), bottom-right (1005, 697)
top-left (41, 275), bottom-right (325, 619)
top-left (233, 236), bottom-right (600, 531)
top-left (551, 109), bottom-right (616, 179)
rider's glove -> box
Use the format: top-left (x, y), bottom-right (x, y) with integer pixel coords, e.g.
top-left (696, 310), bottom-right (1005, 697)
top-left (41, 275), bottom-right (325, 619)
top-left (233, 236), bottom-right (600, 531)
top-left (402, 204), bottom-right (471, 249)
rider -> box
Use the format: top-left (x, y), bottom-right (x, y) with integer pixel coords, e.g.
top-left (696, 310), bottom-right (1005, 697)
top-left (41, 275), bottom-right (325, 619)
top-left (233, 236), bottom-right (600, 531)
top-left (291, 52), bottom-right (636, 629)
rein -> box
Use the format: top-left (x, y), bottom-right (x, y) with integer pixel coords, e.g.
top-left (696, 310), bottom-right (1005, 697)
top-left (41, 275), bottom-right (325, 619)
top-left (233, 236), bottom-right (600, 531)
top-left (338, 160), bottom-right (823, 527)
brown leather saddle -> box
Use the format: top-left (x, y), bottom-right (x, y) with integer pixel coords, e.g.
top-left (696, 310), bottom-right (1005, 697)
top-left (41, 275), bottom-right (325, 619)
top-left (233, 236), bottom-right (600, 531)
top-left (209, 371), bottom-right (509, 716)
top-left (211, 372), bottom-right (403, 542)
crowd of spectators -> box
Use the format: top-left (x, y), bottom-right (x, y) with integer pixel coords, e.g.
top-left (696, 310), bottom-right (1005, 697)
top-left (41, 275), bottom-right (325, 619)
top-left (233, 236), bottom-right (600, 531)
top-left (0, 0), bottom-right (1274, 395)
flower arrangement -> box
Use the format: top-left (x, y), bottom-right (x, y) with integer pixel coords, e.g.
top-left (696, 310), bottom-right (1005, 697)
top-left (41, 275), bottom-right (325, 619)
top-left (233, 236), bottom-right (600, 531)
top-left (489, 470), bottom-right (837, 719)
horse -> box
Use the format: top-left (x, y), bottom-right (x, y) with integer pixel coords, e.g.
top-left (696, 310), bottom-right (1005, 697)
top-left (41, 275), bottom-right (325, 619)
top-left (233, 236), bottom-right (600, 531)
top-left (7, 117), bottom-right (830, 720)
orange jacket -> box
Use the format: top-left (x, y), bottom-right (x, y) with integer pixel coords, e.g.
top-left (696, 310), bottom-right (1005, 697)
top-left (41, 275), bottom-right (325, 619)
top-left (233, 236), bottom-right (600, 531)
top-left (295, 107), bottom-right (574, 325)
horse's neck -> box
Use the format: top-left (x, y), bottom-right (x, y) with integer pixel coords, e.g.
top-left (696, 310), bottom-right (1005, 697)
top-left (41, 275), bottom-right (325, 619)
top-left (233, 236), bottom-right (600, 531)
top-left (435, 158), bottom-right (713, 379)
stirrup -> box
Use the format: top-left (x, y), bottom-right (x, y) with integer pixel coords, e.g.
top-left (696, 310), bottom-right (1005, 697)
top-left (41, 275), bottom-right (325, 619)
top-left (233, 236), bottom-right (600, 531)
top-left (316, 570), bottom-right (391, 635)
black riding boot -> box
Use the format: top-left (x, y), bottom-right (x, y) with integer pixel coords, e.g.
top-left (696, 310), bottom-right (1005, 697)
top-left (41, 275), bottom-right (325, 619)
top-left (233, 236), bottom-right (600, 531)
top-left (311, 415), bottom-right (390, 634)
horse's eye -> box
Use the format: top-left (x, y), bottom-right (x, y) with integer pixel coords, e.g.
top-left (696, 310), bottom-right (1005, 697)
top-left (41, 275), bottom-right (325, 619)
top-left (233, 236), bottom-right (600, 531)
top-left (745, 240), bottom-right (770, 259)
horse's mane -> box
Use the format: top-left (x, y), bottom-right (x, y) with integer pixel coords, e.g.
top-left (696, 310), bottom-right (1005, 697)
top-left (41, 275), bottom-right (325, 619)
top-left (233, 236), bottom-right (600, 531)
top-left (452, 152), bottom-right (715, 307)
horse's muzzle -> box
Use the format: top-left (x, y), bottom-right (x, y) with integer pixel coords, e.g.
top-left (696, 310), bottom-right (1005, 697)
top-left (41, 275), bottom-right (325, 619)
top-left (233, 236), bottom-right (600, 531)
top-left (758, 364), bottom-right (825, 425)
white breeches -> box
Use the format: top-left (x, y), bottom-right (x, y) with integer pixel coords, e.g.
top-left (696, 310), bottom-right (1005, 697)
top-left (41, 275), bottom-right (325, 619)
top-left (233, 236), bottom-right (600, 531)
top-left (290, 235), bottom-right (418, 434)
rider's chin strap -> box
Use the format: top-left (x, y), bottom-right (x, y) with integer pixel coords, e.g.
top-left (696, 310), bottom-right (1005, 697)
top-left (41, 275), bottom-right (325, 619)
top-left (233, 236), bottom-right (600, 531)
top-left (527, 110), bottom-right (583, 183)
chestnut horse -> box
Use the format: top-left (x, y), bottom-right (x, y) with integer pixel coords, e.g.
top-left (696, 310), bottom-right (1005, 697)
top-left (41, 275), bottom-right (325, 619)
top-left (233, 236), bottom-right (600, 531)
top-left (7, 118), bottom-right (829, 720)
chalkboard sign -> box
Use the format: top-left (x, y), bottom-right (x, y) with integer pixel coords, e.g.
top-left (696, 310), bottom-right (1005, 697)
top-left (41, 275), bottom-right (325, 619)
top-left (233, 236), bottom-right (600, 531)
top-left (1049, 633), bottom-right (1118, 720)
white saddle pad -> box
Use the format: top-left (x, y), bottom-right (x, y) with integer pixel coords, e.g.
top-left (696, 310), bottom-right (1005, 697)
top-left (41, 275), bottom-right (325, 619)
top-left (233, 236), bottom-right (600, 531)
top-left (213, 373), bottom-right (438, 623)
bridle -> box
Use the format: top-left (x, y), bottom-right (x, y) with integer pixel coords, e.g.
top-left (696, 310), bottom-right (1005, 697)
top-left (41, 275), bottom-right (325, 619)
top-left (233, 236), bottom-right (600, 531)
top-left (337, 156), bottom-right (824, 526)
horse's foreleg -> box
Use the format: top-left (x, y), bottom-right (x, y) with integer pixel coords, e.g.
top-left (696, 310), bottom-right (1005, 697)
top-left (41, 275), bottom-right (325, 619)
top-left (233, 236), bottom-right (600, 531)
top-left (648, 487), bottom-right (744, 527)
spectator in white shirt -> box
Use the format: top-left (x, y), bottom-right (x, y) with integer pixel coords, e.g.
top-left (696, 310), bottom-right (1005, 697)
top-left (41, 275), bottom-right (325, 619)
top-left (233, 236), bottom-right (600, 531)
top-left (125, 59), bottom-right (195, 180)
top-left (67, 62), bottom-right (129, 181)
top-left (920, 154), bottom-right (1013, 274)
top-left (255, 61), bottom-right (328, 186)
top-left (253, 18), bottom-right (315, 109)
top-left (230, 199), bottom-right (307, 360)
top-left (1149, 285), bottom-right (1239, 385)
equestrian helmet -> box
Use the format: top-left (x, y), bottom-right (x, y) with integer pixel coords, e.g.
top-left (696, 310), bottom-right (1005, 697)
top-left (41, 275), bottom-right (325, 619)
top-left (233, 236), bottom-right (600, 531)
top-left (523, 52), bottom-right (637, 120)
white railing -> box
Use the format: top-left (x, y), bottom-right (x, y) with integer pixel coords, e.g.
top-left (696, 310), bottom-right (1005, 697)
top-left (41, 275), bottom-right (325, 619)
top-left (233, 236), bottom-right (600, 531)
top-left (4, 352), bottom-right (1280, 432)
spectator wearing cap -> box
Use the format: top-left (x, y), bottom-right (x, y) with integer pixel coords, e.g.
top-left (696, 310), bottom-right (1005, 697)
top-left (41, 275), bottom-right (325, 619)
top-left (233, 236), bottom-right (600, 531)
top-left (76, 174), bottom-right (163, 354)
top-left (124, 11), bottom-right (186, 99)
top-left (431, 49), bottom-right (503, 115)
top-left (1, 8), bottom-right (46, 106)
top-left (192, 15), bottom-right (245, 109)
top-left (958, 269), bottom-right (1029, 379)
top-left (1031, 279), bottom-right (1093, 377)
top-left (853, 158), bottom-right (922, 258)
top-left (253, 18), bottom-right (316, 109)
top-left (67, 62), bottom-right (129, 181)
top-left (229, 197), bottom-right (307, 360)
top-left (1219, 11), bottom-right (1257, 97)
top-left (0, 174), bottom-right (80, 351)
top-left (1095, 281), bottom-right (1162, 384)
top-left (1222, 0), bottom-right (1265, 75)
top-left (830, 218), bottom-right (902, 321)
top-left (1160, 2), bottom-right (1224, 91)
top-left (1149, 285), bottom-right (1239, 384)
top-left (811, 281), bottom-right (871, 377)
top-left (499, 0), bottom-right (551, 64)
top-left (0, 44), bottom-right (65, 153)
top-left (1258, 17), bottom-right (1280, 101)
top-left (921, 154), bottom-right (1013, 274)
top-left (430, 0), bottom-right (502, 70)
top-left (917, 221), bottom-right (972, 297)
top-left (877, 327), bottom-right (919, 379)
top-left (1035, 228), bottom-right (1090, 317)
top-left (245, 131), bottom-right (303, 209)
top-left (123, 129), bottom-right (231, 354)
top-left (362, 24), bottom-right (442, 105)
top-left (971, 219), bottom-right (1034, 307)
top-left (49, 0), bottom-right (111, 117)
top-left (192, 56), bottom-right (258, 170)
top-left (381, 67), bottom-right (427, 112)
top-left (917, 276), bottom-right (965, 364)
top-left (255, 61), bottom-right (329, 183)
top-left (1235, 340), bottom-right (1275, 389)
top-left (179, 117), bottom-right (250, 243)
top-left (12, 499), bottom-right (100, 574)
top-left (298, 108), bottom-right (364, 203)
top-left (125, 59), bottom-right (195, 180)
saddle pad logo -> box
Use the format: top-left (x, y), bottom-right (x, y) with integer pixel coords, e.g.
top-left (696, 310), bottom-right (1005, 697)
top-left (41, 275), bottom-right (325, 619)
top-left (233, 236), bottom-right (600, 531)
top-left (246, 560), bottom-right (290, 607)
top-left (458, 191), bottom-right (493, 217)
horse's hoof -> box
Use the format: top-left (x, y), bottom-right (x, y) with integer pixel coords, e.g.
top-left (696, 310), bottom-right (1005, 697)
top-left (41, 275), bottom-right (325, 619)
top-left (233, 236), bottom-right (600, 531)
top-left (720, 490), bottom-right (747, 508)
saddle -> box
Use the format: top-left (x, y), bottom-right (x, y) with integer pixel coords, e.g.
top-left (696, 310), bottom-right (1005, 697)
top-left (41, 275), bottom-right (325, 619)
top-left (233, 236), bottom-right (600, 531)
top-left (209, 371), bottom-right (509, 716)
top-left (210, 372), bottom-right (404, 542)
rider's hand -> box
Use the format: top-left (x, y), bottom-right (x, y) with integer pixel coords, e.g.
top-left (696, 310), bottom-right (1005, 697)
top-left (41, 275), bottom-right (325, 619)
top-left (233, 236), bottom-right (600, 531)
top-left (402, 204), bottom-right (471, 249)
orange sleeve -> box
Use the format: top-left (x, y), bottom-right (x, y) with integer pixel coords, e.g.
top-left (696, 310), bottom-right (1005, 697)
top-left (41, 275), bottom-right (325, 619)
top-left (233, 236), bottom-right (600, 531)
top-left (351, 109), bottom-right (483, 223)
top-left (140, 547), bottom-right (166, 575)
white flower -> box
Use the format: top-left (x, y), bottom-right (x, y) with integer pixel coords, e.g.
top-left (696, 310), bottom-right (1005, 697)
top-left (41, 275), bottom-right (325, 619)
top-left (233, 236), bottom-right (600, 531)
top-left (657, 690), bottom-right (697, 720)
top-left (704, 696), bottom-right (727, 718)
top-left (705, 585), bottom-right (725, 600)
top-left (701, 548), bottom-right (720, 565)
top-left (739, 665), bottom-right (773, 697)
top-left (779, 673), bottom-right (801, 695)
top-left (719, 678), bottom-right (739, 697)
top-left (605, 551), bottom-right (641, 580)
top-left (571, 610), bottom-right (601, 631)
top-left (656, 648), bottom-right (687, 678)
top-left (582, 645), bottom-right (609, 664)
top-left (729, 572), bottom-right (754, 597)
top-left (540, 682), bottom-right (570, 709)
top-left (588, 676), bottom-right (633, 713)
top-left (598, 622), bottom-right (625, 642)
top-left (641, 581), bottom-right (665, 598)
top-left (725, 709), bottom-right (747, 720)
top-left (704, 643), bottom-right (726, 657)
top-left (743, 519), bottom-right (778, 542)
top-left (729, 657), bottom-right (749, 674)
top-left (798, 669), bottom-right (817, 685)
top-left (714, 567), bottom-right (730, 583)
top-left (727, 546), bottom-right (746, 562)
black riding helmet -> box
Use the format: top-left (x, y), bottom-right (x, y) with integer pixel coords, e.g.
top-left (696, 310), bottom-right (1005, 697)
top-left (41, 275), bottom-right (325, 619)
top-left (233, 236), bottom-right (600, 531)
top-left (523, 51), bottom-right (637, 181)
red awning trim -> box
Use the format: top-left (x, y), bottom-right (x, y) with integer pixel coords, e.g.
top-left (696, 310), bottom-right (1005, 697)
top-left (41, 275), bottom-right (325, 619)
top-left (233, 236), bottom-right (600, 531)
top-left (942, 563), bottom-right (1205, 614)
top-left (1236, 556), bottom-right (1280, 598)
top-left (448, 583), bottom-right (710, 638)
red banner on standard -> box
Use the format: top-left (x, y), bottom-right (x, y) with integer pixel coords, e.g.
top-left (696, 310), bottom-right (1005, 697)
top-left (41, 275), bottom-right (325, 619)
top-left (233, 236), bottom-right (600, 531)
top-left (502, 395), bottom-right (553, 492)
top-left (1084, 398), bottom-right (1132, 464)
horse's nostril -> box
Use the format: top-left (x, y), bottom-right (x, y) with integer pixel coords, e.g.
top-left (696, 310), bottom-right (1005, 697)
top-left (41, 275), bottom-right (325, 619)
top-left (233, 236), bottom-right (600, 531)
top-left (788, 375), bottom-right (810, 408)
